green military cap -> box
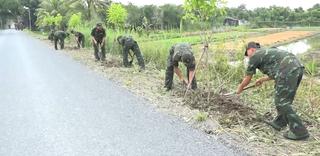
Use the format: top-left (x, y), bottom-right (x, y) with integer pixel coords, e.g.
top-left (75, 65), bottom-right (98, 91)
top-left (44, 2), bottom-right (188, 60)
top-left (96, 23), bottom-right (103, 27)
top-left (245, 41), bottom-right (261, 56)
top-left (182, 53), bottom-right (192, 64)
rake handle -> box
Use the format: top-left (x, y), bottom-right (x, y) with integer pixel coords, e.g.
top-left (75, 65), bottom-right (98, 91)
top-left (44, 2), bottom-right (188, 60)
top-left (243, 84), bottom-right (255, 91)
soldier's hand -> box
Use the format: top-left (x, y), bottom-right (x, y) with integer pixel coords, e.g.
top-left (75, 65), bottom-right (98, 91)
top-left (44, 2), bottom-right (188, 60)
top-left (236, 88), bottom-right (243, 94)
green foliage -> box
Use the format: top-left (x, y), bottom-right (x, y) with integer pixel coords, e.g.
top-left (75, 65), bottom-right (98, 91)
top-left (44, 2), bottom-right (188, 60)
top-left (305, 60), bottom-right (318, 76)
top-left (183, 0), bottom-right (226, 22)
top-left (70, 0), bottom-right (109, 20)
top-left (54, 13), bottom-right (62, 26)
top-left (37, 13), bottom-right (62, 28)
top-left (107, 3), bottom-right (128, 29)
top-left (160, 4), bottom-right (184, 29)
top-left (0, 0), bottom-right (22, 28)
top-left (68, 13), bottom-right (82, 29)
top-left (194, 112), bottom-right (208, 122)
top-left (43, 14), bottom-right (55, 26)
top-left (125, 3), bottom-right (143, 28)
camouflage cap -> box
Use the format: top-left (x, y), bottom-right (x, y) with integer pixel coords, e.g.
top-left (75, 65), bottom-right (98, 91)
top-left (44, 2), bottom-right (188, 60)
top-left (181, 52), bottom-right (193, 66)
top-left (96, 23), bottom-right (103, 27)
top-left (245, 41), bottom-right (261, 56)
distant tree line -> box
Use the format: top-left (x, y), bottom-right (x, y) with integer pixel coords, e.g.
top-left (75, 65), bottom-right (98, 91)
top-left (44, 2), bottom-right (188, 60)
top-left (227, 4), bottom-right (320, 27)
top-left (1, 0), bottom-right (319, 30)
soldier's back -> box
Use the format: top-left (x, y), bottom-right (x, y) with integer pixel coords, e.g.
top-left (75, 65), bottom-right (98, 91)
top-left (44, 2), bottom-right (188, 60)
top-left (173, 43), bottom-right (192, 58)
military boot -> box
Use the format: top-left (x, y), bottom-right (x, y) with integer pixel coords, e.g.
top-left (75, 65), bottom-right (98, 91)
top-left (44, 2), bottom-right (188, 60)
top-left (283, 113), bottom-right (309, 140)
top-left (267, 114), bottom-right (287, 131)
top-left (266, 107), bottom-right (287, 131)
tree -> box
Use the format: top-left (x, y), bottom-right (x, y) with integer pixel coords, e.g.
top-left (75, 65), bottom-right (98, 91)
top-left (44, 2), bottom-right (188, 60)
top-left (107, 3), bottom-right (127, 30)
top-left (68, 12), bottom-right (82, 29)
top-left (68, 0), bottom-right (110, 21)
top-left (20, 0), bottom-right (40, 30)
top-left (0, 0), bottom-right (21, 28)
top-left (141, 5), bottom-right (157, 28)
top-left (35, 0), bottom-right (72, 30)
top-left (54, 13), bottom-right (62, 28)
top-left (125, 3), bottom-right (143, 30)
top-left (183, 0), bottom-right (226, 95)
top-left (160, 4), bottom-right (183, 29)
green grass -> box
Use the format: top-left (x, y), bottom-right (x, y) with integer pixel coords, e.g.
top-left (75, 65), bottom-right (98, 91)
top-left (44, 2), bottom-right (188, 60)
top-left (194, 112), bottom-right (208, 122)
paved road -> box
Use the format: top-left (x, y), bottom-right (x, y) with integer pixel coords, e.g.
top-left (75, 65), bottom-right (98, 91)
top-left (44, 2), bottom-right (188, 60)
top-left (0, 30), bottom-right (244, 156)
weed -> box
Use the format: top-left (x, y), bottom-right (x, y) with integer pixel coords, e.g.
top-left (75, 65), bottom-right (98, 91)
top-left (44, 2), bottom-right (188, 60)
top-left (194, 112), bottom-right (208, 122)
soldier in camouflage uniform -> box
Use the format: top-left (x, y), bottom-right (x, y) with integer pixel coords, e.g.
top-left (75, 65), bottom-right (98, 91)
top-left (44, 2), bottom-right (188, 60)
top-left (164, 43), bottom-right (197, 91)
top-left (117, 35), bottom-right (145, 70)
top-left (71, 30), bottom-right (85, 48)
top-left (237, 42), bottom-right (309, 140)
top-left (91, 23), bottom-right (106, 61)
top-left (48, 30), bottom-right (55, 41)
top-left (53, 30), bottom-right (69, 50)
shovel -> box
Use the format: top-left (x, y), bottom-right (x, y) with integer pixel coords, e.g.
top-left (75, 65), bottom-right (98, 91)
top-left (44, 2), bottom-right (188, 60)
top-left (223, 84), bottom-right (256, 96)
top-left (129, 51), bottom-right (135, 65)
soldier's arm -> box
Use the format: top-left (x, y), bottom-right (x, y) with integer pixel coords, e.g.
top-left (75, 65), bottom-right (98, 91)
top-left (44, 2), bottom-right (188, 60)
top-left (255, 76), bottom-right (273, 86)
top-left (102, 29), bottom-right (106, 45)
top-left (91, 37), bottom-right (97, 45)
top-left (174, 66), bottom-right (187, 84)
top-left (90, 29), bottom-right (97, 44)
top-left (187, 69), bottom-right (195, 87)
top-left (237, 52), bottom-right (261, 94)
top-left (237, 75), bottom-right (252, 94)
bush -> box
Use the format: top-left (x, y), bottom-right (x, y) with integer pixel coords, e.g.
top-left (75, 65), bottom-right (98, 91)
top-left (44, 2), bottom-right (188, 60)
top-left (68, 13), bottom-right (82, 29)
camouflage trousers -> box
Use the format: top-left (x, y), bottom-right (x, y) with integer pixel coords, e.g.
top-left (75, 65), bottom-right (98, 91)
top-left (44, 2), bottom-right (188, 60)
top-left (122, 41), bottom-right (145, 69)
top-left (274, 67), bottom-right (308, 136)
top-left (48, 32), bottom-right (54, 41)
top-left (164, 54), bottom-right (197, 90)
top-left (54, 37), bottom-right (64, 50)
top-left (93, 42), bottom-right (106, 61)
top-left (76, 36), bottom-right (85, 48)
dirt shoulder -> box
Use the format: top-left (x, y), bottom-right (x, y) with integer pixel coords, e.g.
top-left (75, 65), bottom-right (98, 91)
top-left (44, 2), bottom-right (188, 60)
top-left (30, 32), bottom-right (320, 156)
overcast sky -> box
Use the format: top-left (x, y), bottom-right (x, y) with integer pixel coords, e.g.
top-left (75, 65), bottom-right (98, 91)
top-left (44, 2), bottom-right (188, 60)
top-left (113, 0), bottom-right (319, 10)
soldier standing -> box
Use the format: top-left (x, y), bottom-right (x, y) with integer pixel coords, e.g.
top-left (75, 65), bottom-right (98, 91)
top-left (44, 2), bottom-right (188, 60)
top-left (236, 42), bottom-right (309, 140)
top-left (53, 30), bottom-right (69, 50)
top-left (164, 43), bottom-right (197, 91)
top-left (48, 30), bottom-right (55, 41)
top-left (117, 35), bottom-right (145, 70)
top-left (71, 30), bottom-right (85, 48)
top-left (91, 23), bottom-right (106, 61)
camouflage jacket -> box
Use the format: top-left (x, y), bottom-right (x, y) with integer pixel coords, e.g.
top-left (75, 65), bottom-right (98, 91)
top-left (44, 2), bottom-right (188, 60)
top-left (74, 31), bottom-right (84, 38)
top-left (91, 27), bottom-right (106, 42)
top-left (118, 36), bottom-right (135, 47)
top-left (246, 48), bottom-right (304, 79)
top-left (54, 31), bottom-right (68, 39)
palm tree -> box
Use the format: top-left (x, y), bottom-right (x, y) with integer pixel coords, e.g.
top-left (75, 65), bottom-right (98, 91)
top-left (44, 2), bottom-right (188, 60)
top-left (69, 0), bottom-right (110, 20)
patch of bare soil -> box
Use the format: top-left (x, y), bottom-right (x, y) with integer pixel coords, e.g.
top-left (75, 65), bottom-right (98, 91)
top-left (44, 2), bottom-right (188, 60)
top-left (184, 91), bottom-right (259, 125)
